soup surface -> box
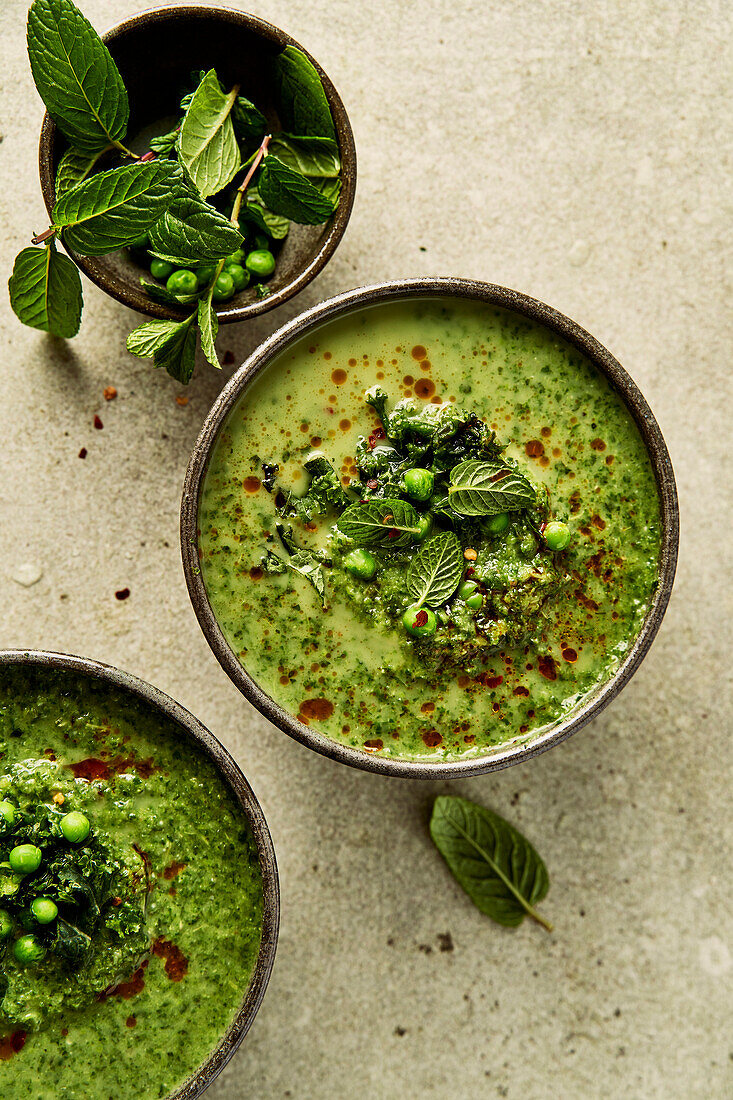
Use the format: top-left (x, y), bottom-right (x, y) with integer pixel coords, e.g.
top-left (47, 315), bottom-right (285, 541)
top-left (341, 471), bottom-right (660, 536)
top-left (0, 665), bottom-right (262, 1099)
top-left (199, 297), bottom-right (661, 761)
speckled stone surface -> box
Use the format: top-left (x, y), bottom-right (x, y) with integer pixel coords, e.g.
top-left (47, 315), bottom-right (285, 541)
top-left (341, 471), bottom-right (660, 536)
top-left (0, 1), bottom-right (731, 1097)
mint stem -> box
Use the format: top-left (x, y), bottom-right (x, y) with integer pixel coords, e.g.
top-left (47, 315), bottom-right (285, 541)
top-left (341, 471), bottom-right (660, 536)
top-left (31, 228), bottom-right (56, 245)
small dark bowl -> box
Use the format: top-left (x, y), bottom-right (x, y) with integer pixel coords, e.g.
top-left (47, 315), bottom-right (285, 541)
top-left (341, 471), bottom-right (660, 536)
top-left (0, 649), bottom-right (279, 1099)
top-left (38, 5), bottom-right (356, 323)
top-left (181, 279), bottom-right (679, 780)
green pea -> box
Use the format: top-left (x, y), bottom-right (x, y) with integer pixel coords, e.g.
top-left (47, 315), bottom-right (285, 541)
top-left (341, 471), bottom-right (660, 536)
top-left (245, 249), bottom-right (276, 279)
top-left (226, 263), bottom-right (250, 292)
top-left (402, 604), bottom-right (437, 637)
top-left (149, 259), bottom-right (174, 280)
top-left (465, 593), bottom-right (483, 610)
top-left (414, 514), bottom-right (432, 542)
top-left (195, 264), bottom-right (217, 287)
top-left (487, 512), bottom-right (510, 534)
top-left (128, 234), bottom-right (148, 250)
top-left (225, 248), bottom-right (246, 266)
top-left (343, 549), bottom-right (377, 581)
top-left (13, 934), bottom-right (45, 965)
top-left (212, 271), bottom-right (235, 302)
top-left (544, 521), bottom-right (572, 551)
top-left (166, 270), bottom-right (198, 295)
top-left (60, 811), bottom-right (90, 844)
top-left (0, 801), bottom-right (16, 827)
top-left (0, 910), bottom-right (12, 940)
top-left (459, 581), bottom-right (477, 599)
top-left (9, 844), bottom-right (42, 874)
top-left (31, 897), bottom-right (58, 925)
top-left (403, 468), bottom-right (434, 501)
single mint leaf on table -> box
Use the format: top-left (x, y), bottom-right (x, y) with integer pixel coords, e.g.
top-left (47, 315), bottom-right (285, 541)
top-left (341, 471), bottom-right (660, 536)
top-left (147, 194), bottom-right (243, 264)
top-left (178, 69), bottom-right (240, 199)
top-left (258, 155), bottom-right (336, 225)
top-left (448, 460), bottom-right (536, 516)
top-left (430, 796), bottom-right (552, 932)
top-left (337, 498), bottom-right (421, 548)
top-left (272, 45), bottom-right (336, 139)
top-left (240, 187), bottom-right (290, 239)
top-left (55, 145), bottom-right (111, 198)
top-left (406, 533), bottom-right (463, 608)
top-left (53, 162), bottom-right (181, 255)
top-left (268, 134), bottom-right (340, 178)
top-left (9, 242), bottom-right (82, 338)
top-left (197, 295), bottom-right (220, 370)
top-left (126, 315), bottom-right (197, 384)
top-left (27, 0), bottom-right (129, 153)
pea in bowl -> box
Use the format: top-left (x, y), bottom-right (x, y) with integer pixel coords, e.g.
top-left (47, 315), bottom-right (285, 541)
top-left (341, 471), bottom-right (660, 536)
top-left (181, 278), bottom-right (679, 779)
top-left (37, 4), bottom-right (356, 324)
top-left (0, 650), bottom-right (278, 1099)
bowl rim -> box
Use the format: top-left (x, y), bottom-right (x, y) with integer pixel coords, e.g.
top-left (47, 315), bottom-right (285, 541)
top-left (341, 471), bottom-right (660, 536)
top-left (0, 647), bottom-right (279, 1099)
top-left (180, 276), bottom-right (680, 779)
top-left (37, 3), bottom-right (357, 324)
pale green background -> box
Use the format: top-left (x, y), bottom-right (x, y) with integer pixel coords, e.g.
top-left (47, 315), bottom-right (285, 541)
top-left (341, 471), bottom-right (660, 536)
top-left (0, 1), bottom-right (731, 1097)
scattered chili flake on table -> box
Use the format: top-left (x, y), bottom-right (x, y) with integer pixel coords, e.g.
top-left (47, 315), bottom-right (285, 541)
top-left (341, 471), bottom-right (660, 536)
top-left (103, 386), bottom-right (117, 401)
top-left (222, 350), bottom-right (235, 365)
top-left (176, 395), bottom-right (189, 407)
top-left (93, 415), bottom-right (103, 429)
top-left (115, 588), bottom-right (130, 601)
top-left (78, 447), bottom-right (87, 459)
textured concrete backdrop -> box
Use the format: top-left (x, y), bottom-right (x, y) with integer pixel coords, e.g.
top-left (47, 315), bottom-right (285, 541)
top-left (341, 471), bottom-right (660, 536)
top-left (0, 1), bottom-right (731, 1097)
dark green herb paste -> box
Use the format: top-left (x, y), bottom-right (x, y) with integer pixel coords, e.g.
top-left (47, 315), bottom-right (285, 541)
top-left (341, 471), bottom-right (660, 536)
top-left (0, 665), bottom-right (262, 1099)
top-left (199, 297), bottom-right (662, 760)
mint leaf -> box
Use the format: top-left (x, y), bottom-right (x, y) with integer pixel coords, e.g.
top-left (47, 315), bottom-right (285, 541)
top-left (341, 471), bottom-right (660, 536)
top-left (268, 134), bottom-right (340, 178)
top-left (430, 796), bottom-right (552, 932)
top-left (265, 546), bottom-right (326, 606)
top-left (240, 187), bottom-right (290, 239)
top-left (178, 69), bottom-right (240, 199)
top-left (53, 162), bottom-right (181, 255)
top-left (127, 315), bottom-right (197, 384)
top-left (448, 460), bottom-right (536, 516)
top-left (148, 194), bottom-right (242, 264)
top-left (55, 145), bottom-right (111, 198)
top-left (197, 295), bottom-right (219, 370)
top-left (232, 95), bottom-right (267, 146)
top-left (312, 176), bottom-right (341, 205)
top-left (272, 46), bottom-right (335, 140)
top-left (258, 156), bottom-right (335, 225)
top-left (27, 0), bottom-right (128, 153)
top-left (337, 498), bottom-right (421, 548)
top-left (9, 242), bottom-right (82, 338)
top-left (149, 126), bottom-right (179, 157)
top-left (406, 533), bottom-right (463, 608)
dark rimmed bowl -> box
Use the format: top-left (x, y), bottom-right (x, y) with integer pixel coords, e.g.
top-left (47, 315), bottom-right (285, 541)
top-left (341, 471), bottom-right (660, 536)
top-left (38, 5), bottom-right (356, 324)
top-left (180, 277), bottom-right (679, 779)
top-left (0, 648), bottom-right (279, 1099)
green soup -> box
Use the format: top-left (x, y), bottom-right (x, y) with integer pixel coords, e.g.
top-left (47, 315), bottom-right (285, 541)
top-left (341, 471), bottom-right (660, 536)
top-left (199, 297), bottom-right (662, 761)
top-left (0, 665), bottom-right (263, 1099)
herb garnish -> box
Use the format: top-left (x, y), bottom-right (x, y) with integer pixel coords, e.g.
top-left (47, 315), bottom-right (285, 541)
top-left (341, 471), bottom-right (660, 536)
top-left (406, 532), bottom-right (463, 608)
top-left (9, 0), bottom-right (342, 384)
top-left (430, 796), bottom-right (552, 932)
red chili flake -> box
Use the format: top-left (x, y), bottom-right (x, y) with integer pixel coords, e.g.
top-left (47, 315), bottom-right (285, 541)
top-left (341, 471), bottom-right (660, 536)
top-left (115, 588), bottom-right (130, 600)
top-left (222, 350), bottom-right (235, 365)
top-left (0, 1031), bottom-right (27, 1060)
top-left (162, 860), bottom-right (187, 881)
top-left (78, 447), bottom-right (87, 459)
top-left (125, 1016), bottom-right (137, 1028)
top-left (414, 609), bottom-right (428, 628)
top-left (538, 655), bottom-right (557, 681)
top-left (152, 937), bottom-right (188, 982)
top-left (366, 479), bottom-right (379, 490)
top-left (175, 395), bottom-right (189, 407)
top-left (93, 415), bottom-right (103, 430)
top-left (103, 386), bottom-right (117, 401)
top-left (387, 528), bottom-right (400, 540)
top-left (111, 896), bottom-right (122, 907)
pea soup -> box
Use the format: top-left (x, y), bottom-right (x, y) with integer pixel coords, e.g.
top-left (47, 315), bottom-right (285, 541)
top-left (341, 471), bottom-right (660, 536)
top-left (199, 297), bottom-right (662, 760)
top-left (0, 664), bottom-right (263, 1099)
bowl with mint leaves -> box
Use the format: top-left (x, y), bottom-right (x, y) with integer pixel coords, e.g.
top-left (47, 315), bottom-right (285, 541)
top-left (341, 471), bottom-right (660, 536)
top-left (10, 1), bottom-right (355, 385)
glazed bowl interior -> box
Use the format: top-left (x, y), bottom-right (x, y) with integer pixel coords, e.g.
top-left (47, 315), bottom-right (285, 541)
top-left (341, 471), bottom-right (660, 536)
top-left (0, 649), bottom-right (279, 1100)
top-left (38, 5), bottom-right (356, 323)
top-left (181, 278), bottom-right (679, 779)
